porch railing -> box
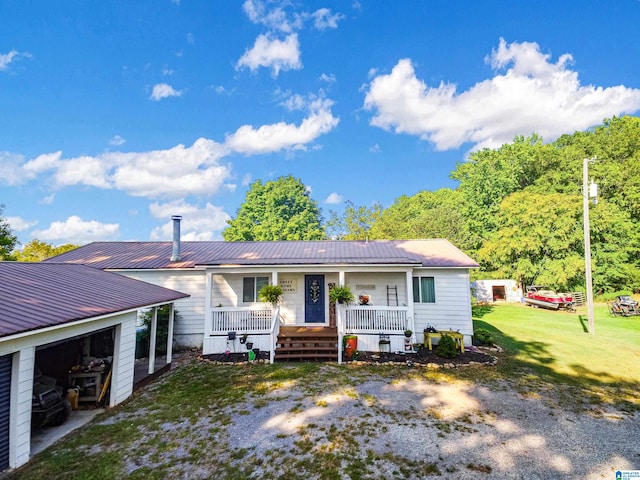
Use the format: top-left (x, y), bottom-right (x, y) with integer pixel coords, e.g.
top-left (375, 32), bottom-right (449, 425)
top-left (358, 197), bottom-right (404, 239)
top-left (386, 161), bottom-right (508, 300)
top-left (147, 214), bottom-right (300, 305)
top-left (269, 305), bottom-right (281, 364)
top-left (345, 306), bottom-right (408, 333)
top-left (210, 307), bottom-right (273, 334)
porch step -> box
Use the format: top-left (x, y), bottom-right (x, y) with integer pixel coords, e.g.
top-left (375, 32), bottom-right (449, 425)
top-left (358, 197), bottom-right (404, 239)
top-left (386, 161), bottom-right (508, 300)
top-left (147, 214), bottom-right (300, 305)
top-left (275, 326), bottom-right (338, 362)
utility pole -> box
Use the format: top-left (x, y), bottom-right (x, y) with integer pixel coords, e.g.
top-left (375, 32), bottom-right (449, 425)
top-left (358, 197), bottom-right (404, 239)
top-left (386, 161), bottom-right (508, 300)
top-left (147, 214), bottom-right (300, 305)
top-left (583, 157), bottom-right (596, 334)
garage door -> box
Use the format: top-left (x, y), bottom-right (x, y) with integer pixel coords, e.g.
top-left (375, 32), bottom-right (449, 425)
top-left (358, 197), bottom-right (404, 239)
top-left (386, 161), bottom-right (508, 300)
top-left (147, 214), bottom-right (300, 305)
top-left (0, 354), bottom-right (11, 471)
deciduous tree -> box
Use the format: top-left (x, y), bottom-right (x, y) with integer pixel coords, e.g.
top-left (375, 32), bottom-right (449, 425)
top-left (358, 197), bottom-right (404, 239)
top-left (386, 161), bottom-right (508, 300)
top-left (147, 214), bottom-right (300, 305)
top-left (223, 175), bottom-right (325, 241)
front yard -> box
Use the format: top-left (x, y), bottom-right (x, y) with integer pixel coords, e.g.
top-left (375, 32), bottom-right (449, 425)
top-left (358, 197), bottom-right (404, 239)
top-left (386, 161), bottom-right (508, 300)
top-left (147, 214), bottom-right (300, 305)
top-left (6, 303), bottom-right (639, 479)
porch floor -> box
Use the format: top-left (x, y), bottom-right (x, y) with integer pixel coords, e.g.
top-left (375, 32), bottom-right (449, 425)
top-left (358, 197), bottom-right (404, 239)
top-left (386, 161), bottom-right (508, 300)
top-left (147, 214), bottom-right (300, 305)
top-left (275, 326), bottom-right (338, 362)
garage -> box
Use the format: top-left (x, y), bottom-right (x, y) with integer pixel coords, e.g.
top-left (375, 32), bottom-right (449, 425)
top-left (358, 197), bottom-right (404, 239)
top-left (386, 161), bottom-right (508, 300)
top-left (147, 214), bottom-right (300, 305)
top-left (0, 262), bottom-right (188, 472)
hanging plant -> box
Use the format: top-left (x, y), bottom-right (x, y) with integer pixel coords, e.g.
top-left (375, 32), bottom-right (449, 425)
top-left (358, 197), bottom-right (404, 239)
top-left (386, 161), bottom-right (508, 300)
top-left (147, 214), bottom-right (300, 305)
top-left (259, 284), bottom-right (283, 306)
top-left (329, 284), bottom-right (355, 305)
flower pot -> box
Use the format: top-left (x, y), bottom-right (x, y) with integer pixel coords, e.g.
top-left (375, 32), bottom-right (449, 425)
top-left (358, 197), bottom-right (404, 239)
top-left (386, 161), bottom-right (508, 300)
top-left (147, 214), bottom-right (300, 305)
top-left (344, 335), bottom-right (358, 360)
top-left (246, 342), bottom-right (253, 350)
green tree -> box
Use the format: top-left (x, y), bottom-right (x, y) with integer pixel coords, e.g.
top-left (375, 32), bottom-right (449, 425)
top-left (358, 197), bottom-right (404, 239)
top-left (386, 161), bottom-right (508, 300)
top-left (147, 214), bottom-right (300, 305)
top-left (14, 239), bottom-right (79, 262)
top-left (450, 134), bottom-right (553, 250)
top-left (477, 191), bottom-right (639, 293)
top-left (369, 189), bottom-right (472, 250)
top-left (326, 201), bottom-right (382, 240)
top-left (223, 175), bottom-right (325, 241)
top-left (0, 204), bottom-right (18, 260)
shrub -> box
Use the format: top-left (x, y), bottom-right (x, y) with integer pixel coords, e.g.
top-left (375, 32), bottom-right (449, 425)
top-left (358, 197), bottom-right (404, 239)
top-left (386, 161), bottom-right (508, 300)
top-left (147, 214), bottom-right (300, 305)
top-left (139, 305), bottom-right (181, 355)
top-left (474, 328), bottom-right (494, 346)
top-left (436, 334), bottom-right (458, 358)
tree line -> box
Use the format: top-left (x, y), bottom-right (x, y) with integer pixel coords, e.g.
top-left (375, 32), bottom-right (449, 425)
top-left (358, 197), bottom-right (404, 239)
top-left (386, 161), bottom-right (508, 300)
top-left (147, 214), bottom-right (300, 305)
top-left (3, 116), bottom-right (638, 294)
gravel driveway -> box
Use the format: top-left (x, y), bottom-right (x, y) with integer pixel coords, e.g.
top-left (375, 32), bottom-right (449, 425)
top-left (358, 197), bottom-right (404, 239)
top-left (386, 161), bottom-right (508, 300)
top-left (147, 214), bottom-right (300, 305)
top-left (94, 359), bottom-right (639, 480)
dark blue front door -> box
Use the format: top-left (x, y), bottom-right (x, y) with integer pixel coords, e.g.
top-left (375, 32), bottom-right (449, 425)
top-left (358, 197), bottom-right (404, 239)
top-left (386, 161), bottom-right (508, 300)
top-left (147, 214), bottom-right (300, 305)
top-left (305, 275), bottom-right (325, 323)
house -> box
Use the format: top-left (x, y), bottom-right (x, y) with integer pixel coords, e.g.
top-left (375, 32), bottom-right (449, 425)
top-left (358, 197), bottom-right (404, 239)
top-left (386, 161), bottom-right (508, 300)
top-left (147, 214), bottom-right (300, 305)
top-left (471, 279), bottom-right (522, 303)
top-left (48, 217), bottom-right (479, 362)
top-left (0, 262), bottom-right (188, 471)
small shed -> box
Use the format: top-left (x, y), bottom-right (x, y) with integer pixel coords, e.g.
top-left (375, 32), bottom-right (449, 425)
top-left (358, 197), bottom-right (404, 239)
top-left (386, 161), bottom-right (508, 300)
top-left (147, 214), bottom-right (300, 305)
top-left (0, 262), bottom-right (188, 472)
top-left (471, 279), bottom-right (521, 303)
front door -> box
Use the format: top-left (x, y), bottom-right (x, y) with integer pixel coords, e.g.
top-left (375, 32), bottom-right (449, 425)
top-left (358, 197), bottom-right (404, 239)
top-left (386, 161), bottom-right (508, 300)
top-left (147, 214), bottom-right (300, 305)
top-left (305, 275), bottom-right (325, 323)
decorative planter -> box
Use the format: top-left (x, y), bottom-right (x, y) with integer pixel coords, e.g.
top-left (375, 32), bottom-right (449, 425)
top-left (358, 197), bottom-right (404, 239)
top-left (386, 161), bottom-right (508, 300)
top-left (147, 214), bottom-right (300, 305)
top-left (246, 342), bottom-right (254, 350)
top-left (344, 335), bottom-right (358, 360)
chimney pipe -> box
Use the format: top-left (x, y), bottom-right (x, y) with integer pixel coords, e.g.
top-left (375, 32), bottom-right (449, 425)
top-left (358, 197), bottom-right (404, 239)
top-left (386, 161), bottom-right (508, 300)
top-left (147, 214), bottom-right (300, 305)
top-left (170, 215), bottom-right (182, 262)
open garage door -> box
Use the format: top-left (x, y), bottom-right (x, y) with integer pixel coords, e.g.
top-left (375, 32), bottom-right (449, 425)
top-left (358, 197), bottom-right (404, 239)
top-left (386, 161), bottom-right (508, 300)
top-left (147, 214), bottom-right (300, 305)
top-left (0, 354), bottom-right (11, 471)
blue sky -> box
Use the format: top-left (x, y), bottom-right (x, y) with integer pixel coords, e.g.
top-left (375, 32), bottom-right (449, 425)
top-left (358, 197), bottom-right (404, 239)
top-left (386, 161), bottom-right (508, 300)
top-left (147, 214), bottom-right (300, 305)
top-left (2, 0), bottom-right (640, 246)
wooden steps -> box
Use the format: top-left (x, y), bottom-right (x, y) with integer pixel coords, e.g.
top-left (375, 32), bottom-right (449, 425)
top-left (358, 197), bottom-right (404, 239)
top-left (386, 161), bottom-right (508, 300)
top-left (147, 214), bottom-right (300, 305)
top-left (275, 326), bottom-right (338, 362)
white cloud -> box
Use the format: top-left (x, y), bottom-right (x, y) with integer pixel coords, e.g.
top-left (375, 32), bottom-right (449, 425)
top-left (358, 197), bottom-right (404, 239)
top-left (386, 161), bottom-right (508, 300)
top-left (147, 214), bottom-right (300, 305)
top-left (109, 135), bottom-right (126, 146)
top-left (242, 0), bottom-right (302, 33)
top-left (224, 97), bottom-right (339, 154)
top-left (364, 39), bottom-right (640, 151)
top-left (32, 216), bottom-right (120, 245)
top-left (280, 93), bottom-right (307, 111)
top-left (0, 50), bottom-right (30, 71)
top-left (325, 192), bottom-right (343, 204)
top-left (150, 83), bottom-right (184, 101)
top-left (162, 65), bottom-right (174, 76)
top-left (311, 8), bottom-right (344, 30)
top-left (236, 33), bottom-right (301, 77)
top-left (6, 216), bottom-right (37, 232)
top-left (319, 73), bottom-right (336, 83)
top-left (187, 32), bottom-right (194, 44)
top-left (369, 143), bottom-right (381, 153)
top-left (149, 200), bottom-right (230, 240)
top-left (41, 194), bottom-right (55, 205)
top-left (5, 138), bottom-right (233, 199)
top-left (242, 173), bottom-right (253, 186)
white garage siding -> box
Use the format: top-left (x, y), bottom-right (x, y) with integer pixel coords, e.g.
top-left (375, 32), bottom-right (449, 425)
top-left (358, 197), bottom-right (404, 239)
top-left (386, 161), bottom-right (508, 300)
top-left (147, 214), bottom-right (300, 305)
top-left (118, 270), bottom-right (206, 349)
top-left (412, 269), bottom-right (473, 343)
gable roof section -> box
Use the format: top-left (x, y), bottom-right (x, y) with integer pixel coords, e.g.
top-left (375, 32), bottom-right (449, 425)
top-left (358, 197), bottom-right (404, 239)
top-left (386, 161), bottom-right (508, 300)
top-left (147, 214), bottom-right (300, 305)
top-left (47, 239), bottom-right (478, 269)
top-left (0, 262), bottom-right (189, 339)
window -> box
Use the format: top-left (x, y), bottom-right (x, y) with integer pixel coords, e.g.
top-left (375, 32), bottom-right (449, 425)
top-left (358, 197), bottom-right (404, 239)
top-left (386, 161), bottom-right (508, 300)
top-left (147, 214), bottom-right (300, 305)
top-left (243, 276), bottom-right (269, 302)
top-left (413, 276), bottom-right (435, 303)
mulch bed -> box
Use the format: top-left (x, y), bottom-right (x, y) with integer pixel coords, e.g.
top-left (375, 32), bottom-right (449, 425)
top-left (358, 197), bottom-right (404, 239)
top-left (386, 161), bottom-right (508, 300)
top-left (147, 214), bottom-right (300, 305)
top-left (200, 346), bottom-right (497, 367)
top-left (352, 346), bottom-right (497, 367)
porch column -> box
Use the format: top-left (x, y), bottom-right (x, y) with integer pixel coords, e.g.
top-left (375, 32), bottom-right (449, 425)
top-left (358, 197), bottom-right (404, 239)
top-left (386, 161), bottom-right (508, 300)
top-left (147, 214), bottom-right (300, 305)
top-left (204, 271), bottom-right (212, 337)
top-left (272, 270), bottom-right (278, 286)
top-left (148, 306), bottom-right (158, 375)
top-left (406, 271), bottom-right (416, 340)
top-left (339, 271), bottom-right (345, 286)
top-left (166, 303), bottom-right (175, 364)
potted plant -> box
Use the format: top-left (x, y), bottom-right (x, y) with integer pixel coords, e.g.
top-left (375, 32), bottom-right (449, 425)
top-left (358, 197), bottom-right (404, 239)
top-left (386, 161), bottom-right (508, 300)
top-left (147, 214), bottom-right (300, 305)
top-left (404, 329), bottom-right (413, 338)
top-left (246, 341), bottom-right (254, 350)
top-left (259, 284), bottom-right (283, 306)
top-left (329, 284), bottom-right (355, 305)
top-left (239, 333), bottom-right (248, 344)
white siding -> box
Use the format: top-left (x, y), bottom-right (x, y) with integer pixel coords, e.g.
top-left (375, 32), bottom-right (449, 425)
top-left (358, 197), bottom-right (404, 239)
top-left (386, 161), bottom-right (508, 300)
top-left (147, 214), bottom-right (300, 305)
top-left (412, 269), bottom-right (473, 343)
top-left (110, 316), bottom-right (137, 406)
top-left (10, 347), bottom-right (34, 469)
top-left (121, 270), bottom-right (205, 348)
top-left (344, 272), bottom-right (409, 307)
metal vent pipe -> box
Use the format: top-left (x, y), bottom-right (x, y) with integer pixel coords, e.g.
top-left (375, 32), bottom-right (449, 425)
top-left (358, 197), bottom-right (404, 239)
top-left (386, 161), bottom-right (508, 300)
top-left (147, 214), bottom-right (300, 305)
top-left (170, 215), bottom-right (182, 262)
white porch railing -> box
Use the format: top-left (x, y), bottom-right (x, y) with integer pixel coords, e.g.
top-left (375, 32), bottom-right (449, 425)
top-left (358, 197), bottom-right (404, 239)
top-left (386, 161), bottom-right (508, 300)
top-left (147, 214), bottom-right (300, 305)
top-left (345, 306), bottom-right (409, 333)
top-left (210, 307), bottom-right (273, 334)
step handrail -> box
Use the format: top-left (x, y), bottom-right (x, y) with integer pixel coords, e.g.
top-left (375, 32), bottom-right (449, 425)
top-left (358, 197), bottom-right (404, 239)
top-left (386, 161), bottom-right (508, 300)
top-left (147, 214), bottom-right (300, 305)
top-left (269, 304), bottom-right (281, 364)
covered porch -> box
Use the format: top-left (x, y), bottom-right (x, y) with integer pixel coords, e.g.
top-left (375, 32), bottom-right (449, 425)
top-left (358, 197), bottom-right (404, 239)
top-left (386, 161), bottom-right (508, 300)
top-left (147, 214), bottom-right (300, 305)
top-left (201, 265), bottom-right (418, 362)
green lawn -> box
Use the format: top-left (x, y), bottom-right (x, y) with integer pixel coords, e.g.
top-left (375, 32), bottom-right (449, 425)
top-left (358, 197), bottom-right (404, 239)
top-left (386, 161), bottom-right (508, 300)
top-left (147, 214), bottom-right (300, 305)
top-left (472, 302), bottom-right (640, 404)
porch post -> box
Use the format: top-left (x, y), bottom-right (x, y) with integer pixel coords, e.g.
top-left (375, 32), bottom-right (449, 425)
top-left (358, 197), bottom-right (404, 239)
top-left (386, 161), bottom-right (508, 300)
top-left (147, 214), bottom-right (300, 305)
top-left (406, 270), bottom-right (416, 342)
top-left (336, 303), bottom-right (344, 365)
top-left (339, 270), bottom-right (345, 286)
top-left (166, 303), bottom-right (175, 364)
top-left (272, 270), bottom-right (278, 286)
top-left (204, 271), bottom-right (212, 338)
top-left (148, 306), bottom-right (158, 375)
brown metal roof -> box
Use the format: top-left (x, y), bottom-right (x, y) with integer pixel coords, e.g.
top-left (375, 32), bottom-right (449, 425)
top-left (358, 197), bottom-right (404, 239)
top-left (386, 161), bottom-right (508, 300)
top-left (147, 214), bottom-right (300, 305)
top-left (0, 262), bottom-right (189, 339)
top-left (47, 239), bottom-right (478, 269)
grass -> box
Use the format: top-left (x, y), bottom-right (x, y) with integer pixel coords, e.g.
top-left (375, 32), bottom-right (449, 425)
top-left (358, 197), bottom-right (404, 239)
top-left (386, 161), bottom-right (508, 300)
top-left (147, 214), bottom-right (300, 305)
top-left (470, 302), bottom-right (640, 409)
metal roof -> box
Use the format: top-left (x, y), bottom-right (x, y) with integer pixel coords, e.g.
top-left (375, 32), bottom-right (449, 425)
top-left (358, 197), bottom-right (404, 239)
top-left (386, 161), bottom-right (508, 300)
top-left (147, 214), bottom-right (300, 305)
top-left (0, 262), bottom-right (189, 339)
top-left (47, 239), bottom-right (478, 269)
